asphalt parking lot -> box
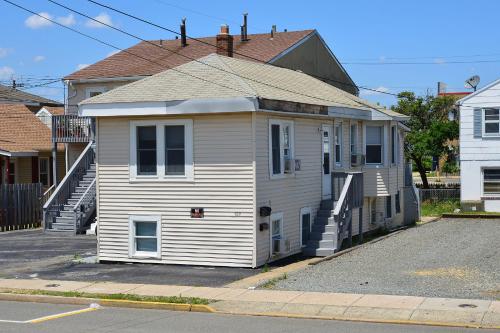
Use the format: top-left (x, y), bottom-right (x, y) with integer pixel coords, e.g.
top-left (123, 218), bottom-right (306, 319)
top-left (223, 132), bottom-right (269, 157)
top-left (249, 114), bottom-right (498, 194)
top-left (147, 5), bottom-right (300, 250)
top-left (274, 218), bottom-right (500, 300)
top-left (0, 229), bottom-right (256, 287)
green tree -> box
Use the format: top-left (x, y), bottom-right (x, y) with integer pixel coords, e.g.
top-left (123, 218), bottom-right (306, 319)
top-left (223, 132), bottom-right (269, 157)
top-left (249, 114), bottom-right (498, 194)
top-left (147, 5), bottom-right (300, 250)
top-left (392, 92), bottom-right (458, 188)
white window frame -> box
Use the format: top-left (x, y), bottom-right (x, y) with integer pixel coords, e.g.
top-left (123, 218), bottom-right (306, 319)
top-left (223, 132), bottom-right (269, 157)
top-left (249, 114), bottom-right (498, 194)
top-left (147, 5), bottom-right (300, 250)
top-left (39, 157), bottom-right (50, 186)
top-left (364, 124), bottom-right (385, 166)
top-left (350, 122), bottom-right (358, 155)
top-left (128, 214), bottom-right (161, 259)
top-left (268, 119), bottom-right (294, 179)
top-left (334, 122), bottom-right (343, 167)
top-left (85, 86), bottom-right (107, 99)
top-left (129, 119), bottom-right (193, 182)
top-left (482, 167), bottom-right (500, 197)
top-left (390, 125), bottom-right (397, 165)
top-left (482, 108), bottom-right (500, 137)
top-left (269, 212), bottom-right (284, 256)
top-left (299, 207), bottom-right (312, 248)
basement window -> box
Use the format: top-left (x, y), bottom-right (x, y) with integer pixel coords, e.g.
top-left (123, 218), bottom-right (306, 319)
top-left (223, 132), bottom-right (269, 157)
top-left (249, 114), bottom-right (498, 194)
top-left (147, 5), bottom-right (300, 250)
top-left (483, 168), bottom-right (500, 195)
top-left (129, 215), bottom-right (161, 258)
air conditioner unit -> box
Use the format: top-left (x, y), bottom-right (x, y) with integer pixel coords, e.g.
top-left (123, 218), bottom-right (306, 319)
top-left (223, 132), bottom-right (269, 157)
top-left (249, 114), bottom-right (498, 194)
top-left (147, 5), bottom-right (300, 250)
top-left (351, 154), bottom-right (365, 167)
top-left (272, 237), bottom-right (285, 255)
top-left (284, 158), bottom-right (295, 173)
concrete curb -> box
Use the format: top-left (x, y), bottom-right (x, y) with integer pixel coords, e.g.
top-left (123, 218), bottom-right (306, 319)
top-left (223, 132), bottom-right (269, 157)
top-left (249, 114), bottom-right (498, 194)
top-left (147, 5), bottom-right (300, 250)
top-left (0, 292), bottom-right (215, 313)
top-left (215, 309), bottom-right (499, 330)
top-left (441, 213), bottom-right (500, 219)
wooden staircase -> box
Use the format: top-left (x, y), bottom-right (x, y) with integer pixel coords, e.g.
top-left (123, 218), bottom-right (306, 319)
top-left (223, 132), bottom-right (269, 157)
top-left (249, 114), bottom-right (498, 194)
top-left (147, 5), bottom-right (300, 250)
top-left (303, 172), bottom-right (364, 257)
top-left (43, 142), bottom-right (96, 234)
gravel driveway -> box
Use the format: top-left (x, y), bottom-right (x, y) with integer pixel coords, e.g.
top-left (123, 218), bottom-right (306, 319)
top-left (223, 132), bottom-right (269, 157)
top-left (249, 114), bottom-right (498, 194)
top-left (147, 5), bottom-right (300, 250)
top-left (273, 218), bottom-right (500, 300)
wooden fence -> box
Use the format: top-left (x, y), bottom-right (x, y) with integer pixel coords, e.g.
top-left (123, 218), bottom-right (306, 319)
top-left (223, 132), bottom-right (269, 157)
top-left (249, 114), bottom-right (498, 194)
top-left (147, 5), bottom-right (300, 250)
top-left (0, 183), bottom-right (43, 231)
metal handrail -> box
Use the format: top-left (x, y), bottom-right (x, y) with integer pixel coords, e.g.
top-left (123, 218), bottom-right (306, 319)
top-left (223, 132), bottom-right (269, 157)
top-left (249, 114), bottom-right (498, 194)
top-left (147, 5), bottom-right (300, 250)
top-left (41, 184), bottom-right (55, 204)
top-left (43, 141), bottom-right (95, 230)
top-left (73, 178), bottom-right (96, 232)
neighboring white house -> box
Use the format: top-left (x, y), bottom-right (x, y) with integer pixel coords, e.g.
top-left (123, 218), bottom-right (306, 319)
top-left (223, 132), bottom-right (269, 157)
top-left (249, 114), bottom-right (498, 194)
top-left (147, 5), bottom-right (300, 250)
top-left (78, 54), bottom-right (418, 268)
top-left (458, 79), bottom-right (500, 212)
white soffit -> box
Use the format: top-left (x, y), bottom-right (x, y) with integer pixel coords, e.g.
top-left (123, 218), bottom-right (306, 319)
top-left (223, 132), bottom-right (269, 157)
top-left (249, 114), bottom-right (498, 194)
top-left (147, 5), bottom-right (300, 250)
top-left (79, 97), bottom-right (259, 117)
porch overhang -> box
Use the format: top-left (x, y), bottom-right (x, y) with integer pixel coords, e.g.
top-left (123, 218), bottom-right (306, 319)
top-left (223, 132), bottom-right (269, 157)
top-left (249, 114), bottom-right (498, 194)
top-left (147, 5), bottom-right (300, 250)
top-left (0, 149), bottom-right (38, 157)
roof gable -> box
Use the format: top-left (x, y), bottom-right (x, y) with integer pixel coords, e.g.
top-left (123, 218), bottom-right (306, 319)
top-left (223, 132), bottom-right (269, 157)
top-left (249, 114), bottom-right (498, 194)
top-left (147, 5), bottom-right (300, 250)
top-left (458, 78), bottom-right (500, 104)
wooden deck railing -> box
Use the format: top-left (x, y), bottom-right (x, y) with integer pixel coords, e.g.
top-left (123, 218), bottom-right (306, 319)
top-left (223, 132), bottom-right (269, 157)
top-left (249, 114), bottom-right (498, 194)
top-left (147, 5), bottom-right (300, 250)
top-left (52, 115), bottom-right (94, 143)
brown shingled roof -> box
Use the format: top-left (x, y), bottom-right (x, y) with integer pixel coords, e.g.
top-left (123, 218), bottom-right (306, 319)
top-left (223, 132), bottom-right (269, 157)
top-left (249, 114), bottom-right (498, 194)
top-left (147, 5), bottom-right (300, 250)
top-left (65, 30), bottom-right (314, 80)
top-left (0, 84), bottom-right (62, 106)
top-left (0, 104), bottom-right (55, 154)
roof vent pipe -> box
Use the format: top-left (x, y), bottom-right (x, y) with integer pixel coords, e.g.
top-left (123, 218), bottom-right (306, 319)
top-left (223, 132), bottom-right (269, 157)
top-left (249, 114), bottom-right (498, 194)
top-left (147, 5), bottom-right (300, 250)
top-left (180, 18), bottom-right (187, 47)
top-left (241, 13), bottom-right (248, 41)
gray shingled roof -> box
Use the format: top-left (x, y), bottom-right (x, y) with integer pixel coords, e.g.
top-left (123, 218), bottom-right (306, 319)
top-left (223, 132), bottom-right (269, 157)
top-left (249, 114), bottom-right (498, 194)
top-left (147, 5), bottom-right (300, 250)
top-left (81, 54), bottom-right (406, 119)
top-left (0, 84), bottom-right (62, 106)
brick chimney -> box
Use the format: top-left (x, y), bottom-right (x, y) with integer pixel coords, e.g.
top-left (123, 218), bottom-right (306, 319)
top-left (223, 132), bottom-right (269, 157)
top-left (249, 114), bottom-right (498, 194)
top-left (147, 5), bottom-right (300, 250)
top-left (216, 24), bottom-right (233, 57)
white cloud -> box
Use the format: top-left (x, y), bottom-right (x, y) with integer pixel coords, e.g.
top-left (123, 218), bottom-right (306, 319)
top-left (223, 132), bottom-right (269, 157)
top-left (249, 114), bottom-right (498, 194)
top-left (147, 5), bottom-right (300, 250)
top-left (106, 50), bottom-right (120, 58)
top-left (25, 12), bottom-right (53, 29)
top-left (33, 55), bottom-right (45, 62)
top-left (0, 66), bottom-right (15, 80)
top-left (360, 86), bottom-right (390, 96)
top-left (56, 13), bottom-right (76, 27)
top-left (434, 58), bottom-right (446, 65)
top-left (0, 48), bottom-right (12, 58)
top-left (76, 64), bottom-right (90, 70)
top-left (85, 13), bottom-right (113, 28)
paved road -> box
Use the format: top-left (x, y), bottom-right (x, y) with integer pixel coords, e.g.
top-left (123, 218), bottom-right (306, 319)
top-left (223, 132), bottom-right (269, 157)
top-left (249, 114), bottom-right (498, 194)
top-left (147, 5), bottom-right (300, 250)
top-left (0, 300), bottom-right (488, 333)
top-left (274, 218), bottom-right (500, 300)
top-left (0, 229), bottom-right (257, 286)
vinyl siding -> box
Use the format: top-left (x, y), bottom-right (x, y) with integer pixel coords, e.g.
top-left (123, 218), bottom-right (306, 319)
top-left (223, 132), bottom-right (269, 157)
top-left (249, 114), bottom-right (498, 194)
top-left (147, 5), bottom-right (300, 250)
top-left (459, 81), bottom-right (500, 203)
top-left (255, 114), bottom-right (324, 266)
top-left (11, 152), bottom-right (65, 185)
top-left (96, 113), bottom-right (255, 267)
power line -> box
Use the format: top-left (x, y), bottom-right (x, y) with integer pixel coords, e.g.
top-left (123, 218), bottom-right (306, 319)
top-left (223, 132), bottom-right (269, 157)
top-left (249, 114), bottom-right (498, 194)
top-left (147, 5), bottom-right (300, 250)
top-left (343, 59), bottom-right (500, 65)
top-left (85, 0), bottom-right (400, 98)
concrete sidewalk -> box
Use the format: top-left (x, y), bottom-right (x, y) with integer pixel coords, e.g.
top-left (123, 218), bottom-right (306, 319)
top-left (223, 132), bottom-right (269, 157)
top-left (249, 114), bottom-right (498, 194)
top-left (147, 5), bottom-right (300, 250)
top-left (0, 278), bottom-right (498, 329)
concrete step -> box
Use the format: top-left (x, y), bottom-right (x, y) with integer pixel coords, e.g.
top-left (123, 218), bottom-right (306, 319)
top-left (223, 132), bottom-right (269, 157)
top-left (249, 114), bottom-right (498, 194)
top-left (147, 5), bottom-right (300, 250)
top-left (309, 231), bottom-right (335, 241)
top-left (303, 247), bottom-right (336, 257)
top-left (50, 223), bottom-right (75, 231)
top-left (45, 229), bottom-right (75, 234)
top-left (55, 216), bottom-right (75, 223)
top-left (311, 224), bottom-right (338, 234)
top-left (305, 239), bottom-right (335, 249)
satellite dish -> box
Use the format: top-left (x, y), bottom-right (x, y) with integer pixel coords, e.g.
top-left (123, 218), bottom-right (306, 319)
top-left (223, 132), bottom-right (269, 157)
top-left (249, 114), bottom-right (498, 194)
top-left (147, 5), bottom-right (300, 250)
top-left (465, 75), bottom-right (480, 91)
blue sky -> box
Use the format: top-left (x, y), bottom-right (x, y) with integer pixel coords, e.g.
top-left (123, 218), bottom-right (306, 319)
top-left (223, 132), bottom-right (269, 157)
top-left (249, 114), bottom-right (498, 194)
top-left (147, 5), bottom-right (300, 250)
top-left (0, 0), bottom-right (499, 106)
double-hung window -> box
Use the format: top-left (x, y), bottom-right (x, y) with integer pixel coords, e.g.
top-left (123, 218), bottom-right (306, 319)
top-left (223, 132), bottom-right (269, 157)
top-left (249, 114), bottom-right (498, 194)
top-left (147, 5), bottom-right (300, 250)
top-left (130, 120), bottom-right (193, 181)
top-left (334, 124), bottom-right (342, 166)
top-left (269, 120), bottom-right (294, 178)
top-left (483, 169), bottom-right (500, 196)
top-left (390, 126), bottom-right (397, 165)
top-left (350, 124), bottom-right (358, 155)
top-left (85, 86), bottom-right (107, 99)
top-left (366, 126), bottom-right (383, 164)
top-left (129, 215), bottom-right (161, 258)
top-left (483, 108), bottom-right (500, 136)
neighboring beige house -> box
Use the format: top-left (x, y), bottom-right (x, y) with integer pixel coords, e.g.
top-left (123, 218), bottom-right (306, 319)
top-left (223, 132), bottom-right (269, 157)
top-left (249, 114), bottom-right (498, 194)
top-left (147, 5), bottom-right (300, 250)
top-left (0, 103), bottom-right (65, 188)
top-left (78, 54), bottom-right (418, 267)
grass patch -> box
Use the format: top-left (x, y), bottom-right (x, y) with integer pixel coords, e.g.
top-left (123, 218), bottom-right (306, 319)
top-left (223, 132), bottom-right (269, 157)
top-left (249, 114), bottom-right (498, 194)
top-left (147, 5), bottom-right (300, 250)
top-left (421, 200), bottom-right (460, 217)
top-left (3, 289), bottom-right (210, 305)
top-left (260, 273), bottom-right (287, 289)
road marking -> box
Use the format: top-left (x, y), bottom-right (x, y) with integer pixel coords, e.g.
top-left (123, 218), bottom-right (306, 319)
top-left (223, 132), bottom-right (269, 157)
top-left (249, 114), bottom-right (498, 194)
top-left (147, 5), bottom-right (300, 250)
top-left (0, 305), bottom-right (99, 324)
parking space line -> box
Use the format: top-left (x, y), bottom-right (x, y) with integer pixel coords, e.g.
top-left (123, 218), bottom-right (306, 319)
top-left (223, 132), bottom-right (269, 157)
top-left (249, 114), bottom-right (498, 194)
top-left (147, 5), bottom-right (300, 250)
top-left (29, 306), bottom-right (99, 324)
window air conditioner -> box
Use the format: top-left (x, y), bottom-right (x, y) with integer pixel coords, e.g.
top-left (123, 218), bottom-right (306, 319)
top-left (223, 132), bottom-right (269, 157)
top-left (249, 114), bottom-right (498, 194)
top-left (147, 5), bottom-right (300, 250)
top-left (284, 158), bottom-right (295, 173)
top-left (351, 154), bottom-right (365, 167)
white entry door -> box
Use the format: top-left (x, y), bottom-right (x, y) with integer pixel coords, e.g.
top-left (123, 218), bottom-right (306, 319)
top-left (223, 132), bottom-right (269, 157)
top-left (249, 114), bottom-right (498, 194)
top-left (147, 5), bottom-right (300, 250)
top-left (322, 125), bottom-right (332, 199)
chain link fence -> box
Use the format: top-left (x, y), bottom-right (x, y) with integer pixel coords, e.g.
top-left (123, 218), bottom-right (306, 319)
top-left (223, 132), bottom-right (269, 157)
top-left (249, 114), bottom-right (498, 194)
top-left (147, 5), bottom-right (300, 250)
top-left (419, 188), bottom-right (460, 203)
